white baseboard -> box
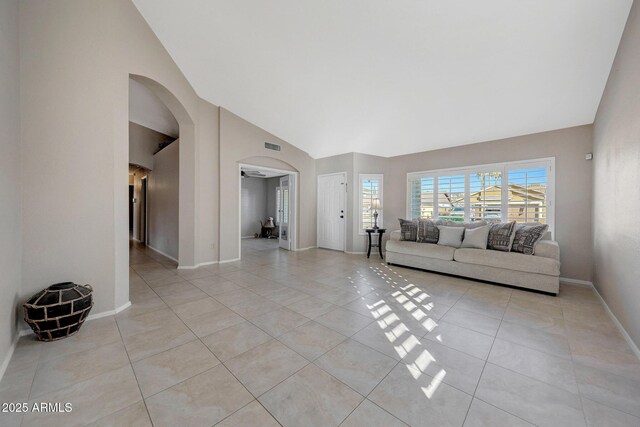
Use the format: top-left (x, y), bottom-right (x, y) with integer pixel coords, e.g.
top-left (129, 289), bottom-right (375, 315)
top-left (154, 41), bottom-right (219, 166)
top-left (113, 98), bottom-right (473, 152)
top-left (86, 300), bottom-right (132, 321)
top-left (295, 246), bottom-right (316, 252)
top-left (2, 300), bottom-right (133, 382)
top-left (219, 257), bottom-right (241, 264)
top-left (345, 251), bottom-right (367, 255)
top-left (559, 277), bottom-right (594, 287)
top-left (178, 260), bottom-right (219, 270)
top-left (589, 285), bottom-right (640, 360)
top-left (146, 245), bottom-right (178, 263)
top-left (561, 279), bottom-right (639, 360)
top-left (0, 331), bottom-right (20, 384)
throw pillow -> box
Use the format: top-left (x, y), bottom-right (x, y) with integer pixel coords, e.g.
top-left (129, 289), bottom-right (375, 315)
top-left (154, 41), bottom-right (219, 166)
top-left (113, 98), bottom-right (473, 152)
top-left (417, 219), bottom-right (442, 243)
top-left (437, 225), bottom-right (465, 248)
top-left (442, 220), bottom-right (488, 229)
top-left (511, 223), bottom-right (549, 255)
top-left (487, 221), bottom-right (517, 252)
top-left (398, 219), bottom-right (418, 241)
top-left (460, 224), bottom-right (491, 249)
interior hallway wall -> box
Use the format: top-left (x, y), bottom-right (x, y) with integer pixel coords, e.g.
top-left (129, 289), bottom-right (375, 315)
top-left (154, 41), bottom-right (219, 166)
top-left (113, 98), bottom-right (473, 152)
top-left (129, 121), bottom-right (172, 170)
top-left (0, 0), bottom-right (22, 372)
top-left (148, 141), bottom-right (180, 261)
top-left (241, 178), bottom-right (268, 238)
top-left (19, 0), bottom-right (214, 314)
top-left (592, 0), bottom-right (640, 349)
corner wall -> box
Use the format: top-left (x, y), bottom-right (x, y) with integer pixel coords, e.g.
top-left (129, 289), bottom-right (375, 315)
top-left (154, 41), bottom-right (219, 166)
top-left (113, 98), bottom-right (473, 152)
top-left (0, 0), bottom-right (22, 372)
top-left (592, 0), bottom-right (640, 348)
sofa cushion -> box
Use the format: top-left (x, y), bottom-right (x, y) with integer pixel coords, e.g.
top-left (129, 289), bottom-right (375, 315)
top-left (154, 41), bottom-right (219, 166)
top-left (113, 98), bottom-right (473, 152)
top-left (386, 240), bottom-right (455, 261)
top-left (511, 223), bottom-right (549, 255)
top-left (437, 225), bottom-right (465, 248)
top-left (398, 219), bottom-right (418, 241)
top-left (487, 221), bottom-right (517, 252)
top-left (454, 248), bottom-right (560, 276)
top-left (461, 224), bottom-right (491, 249)
top-left (417, 219), bottom-right (442, 243)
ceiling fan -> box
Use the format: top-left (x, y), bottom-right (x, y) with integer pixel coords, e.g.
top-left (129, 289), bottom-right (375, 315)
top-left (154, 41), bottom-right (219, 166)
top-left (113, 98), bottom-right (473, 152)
top-left (241, 169), bottom-right (267, 178)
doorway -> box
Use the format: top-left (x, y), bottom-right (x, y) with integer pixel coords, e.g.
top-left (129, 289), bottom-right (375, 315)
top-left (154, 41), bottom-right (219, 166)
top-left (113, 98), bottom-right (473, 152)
top-left (317, 172), bottom-right (347, 251)
top-left (239, 164), bottom-right (297, 258)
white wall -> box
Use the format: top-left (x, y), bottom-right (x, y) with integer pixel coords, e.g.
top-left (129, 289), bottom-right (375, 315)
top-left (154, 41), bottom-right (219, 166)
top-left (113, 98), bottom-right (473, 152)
top-left (241, 178), bottom-right (268, 237)
top-left (593, 0), bottom-right (640, 348)
top-left (0, 0), bottom-right (22, 373)
top-left (148, 141), bottom-right (180, 260)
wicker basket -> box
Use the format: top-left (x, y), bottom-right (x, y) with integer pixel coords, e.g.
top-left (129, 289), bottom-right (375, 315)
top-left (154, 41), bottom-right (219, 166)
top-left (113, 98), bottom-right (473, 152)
top-left (23, 282), bottom-right (94, 341)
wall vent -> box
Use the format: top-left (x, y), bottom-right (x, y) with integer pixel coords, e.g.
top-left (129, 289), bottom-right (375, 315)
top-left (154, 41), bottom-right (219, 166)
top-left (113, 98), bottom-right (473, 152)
top-left (265, 142), bottom-right (281, 152)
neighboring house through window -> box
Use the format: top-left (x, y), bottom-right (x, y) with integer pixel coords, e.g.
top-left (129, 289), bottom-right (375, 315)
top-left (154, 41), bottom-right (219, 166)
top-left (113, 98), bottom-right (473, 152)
top-left (360, 174), bottom-right (383, 233)
top-left (407, 158), bottom-right (554, 232)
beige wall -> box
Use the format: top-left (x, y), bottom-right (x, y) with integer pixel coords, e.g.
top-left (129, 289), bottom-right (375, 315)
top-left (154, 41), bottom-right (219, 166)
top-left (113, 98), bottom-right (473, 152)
top-left (129, 121), bottom-right (172, 170)
top-left (592, 0), bottom-right (640, 348)
top-left (384, 125), bottom-right (593, 281)
top-left (0, 0), bottom-right (22, 371)
top-left (219, 108), bottom-right (317, 261)
top-left (19, 0), bottom-right (211, 314)
top-left (148, 141), bottom-right (180, 260)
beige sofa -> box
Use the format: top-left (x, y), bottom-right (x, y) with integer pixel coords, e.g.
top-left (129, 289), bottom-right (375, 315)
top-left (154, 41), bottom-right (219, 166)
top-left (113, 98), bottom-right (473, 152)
top-left (385, 230), bottom-right (560, 294)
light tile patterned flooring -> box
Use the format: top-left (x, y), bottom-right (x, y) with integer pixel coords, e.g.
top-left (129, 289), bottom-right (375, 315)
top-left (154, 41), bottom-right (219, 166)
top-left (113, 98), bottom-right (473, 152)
top-left (1, 239), bottom-right (640, 426)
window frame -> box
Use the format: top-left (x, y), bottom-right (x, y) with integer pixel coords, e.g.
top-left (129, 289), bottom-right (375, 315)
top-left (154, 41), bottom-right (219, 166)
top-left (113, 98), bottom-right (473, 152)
top-left (406, 158), bottom-right (555, 236)
top-left (359, 173), bottom-right (384, 234)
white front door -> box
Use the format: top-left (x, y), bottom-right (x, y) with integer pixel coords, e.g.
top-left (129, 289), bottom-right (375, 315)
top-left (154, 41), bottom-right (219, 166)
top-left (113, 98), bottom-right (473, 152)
top-left (279, 175), bottom-right (291, 250)
top-left (317, 173), bottom-right (346, 251)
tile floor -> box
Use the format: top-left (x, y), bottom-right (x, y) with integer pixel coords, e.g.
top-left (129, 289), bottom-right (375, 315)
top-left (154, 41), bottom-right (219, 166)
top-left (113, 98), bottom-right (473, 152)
top-left (1, 239), bottom-right (640, 426)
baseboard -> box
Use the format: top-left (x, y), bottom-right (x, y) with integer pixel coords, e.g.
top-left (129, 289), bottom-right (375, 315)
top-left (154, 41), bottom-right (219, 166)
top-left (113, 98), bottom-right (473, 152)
top-left (0, 330), bottom-right (20, 384)
top-left (345, 251), bottom-right (367, 255)
top-left (296, 246), bottom-right (316, 252)
top-left (178, 260), bottom-right (219, 270)
top-left (146, 245), bottom-right (178, 263)
top-left (559, 277), bottom-right (594, 287)
top-left (2, 300), bottom-right (133, 382)
top-left (219, 257), bottom-right (241, 264)
top-left (589, 285), bottom-right (640, 360)
top-left (86, 300), bottom-right (132, 321)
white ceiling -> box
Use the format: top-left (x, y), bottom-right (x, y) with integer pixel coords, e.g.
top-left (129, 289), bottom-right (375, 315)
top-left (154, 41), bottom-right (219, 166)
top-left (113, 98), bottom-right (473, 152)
top-left (132, 0), bottom-right (632, 158)
top-left (241, 167), bottom-right (286, 178)
top-left (129, 79), bottom-right (179, 138)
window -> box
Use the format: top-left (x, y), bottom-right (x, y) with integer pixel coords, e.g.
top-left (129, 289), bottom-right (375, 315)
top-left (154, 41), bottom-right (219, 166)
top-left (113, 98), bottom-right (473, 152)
top-left (407, 158), bottom-right (554, 231)
top-left (360, 174), bottom-right (383, 232)
top-left (275, 187), bottom-right (282, 224)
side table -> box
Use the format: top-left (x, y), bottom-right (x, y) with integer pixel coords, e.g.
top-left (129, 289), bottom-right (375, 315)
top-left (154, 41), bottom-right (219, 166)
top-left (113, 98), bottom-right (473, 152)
top-left (365, 228), bottom-right (386, 259)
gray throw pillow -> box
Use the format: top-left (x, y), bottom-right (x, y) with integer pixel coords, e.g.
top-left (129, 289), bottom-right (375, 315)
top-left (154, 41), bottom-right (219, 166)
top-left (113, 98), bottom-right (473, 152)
top-left (398, 219), bottom-right (418, 241)
top-left (417, 219), bottom-right (442, 243)
top-left (487, 221), bottom-right (517, 252)
top-left (460, 224), bottom-right (491, 249)
top-left (437, 225), bottom-right (465, 248)
top-left (511, 223), bottom-right (549, 255)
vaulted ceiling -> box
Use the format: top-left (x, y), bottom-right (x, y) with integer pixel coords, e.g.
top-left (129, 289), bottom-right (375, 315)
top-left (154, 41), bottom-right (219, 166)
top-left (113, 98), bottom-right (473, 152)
top-left (132, 0), bottom-right (632, 158)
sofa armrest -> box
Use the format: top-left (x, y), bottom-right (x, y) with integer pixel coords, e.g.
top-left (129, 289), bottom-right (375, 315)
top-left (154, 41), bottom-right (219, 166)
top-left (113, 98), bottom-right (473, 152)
top-left (390, 230), bottom-right (401, 241)
top-left (534, 240), bottom-right (560, 261)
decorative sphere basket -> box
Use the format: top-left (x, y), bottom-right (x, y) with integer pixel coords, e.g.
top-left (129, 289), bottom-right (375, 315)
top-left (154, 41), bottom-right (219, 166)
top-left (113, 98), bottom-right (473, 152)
top-left (23, 282), bottom-right (94, 341)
